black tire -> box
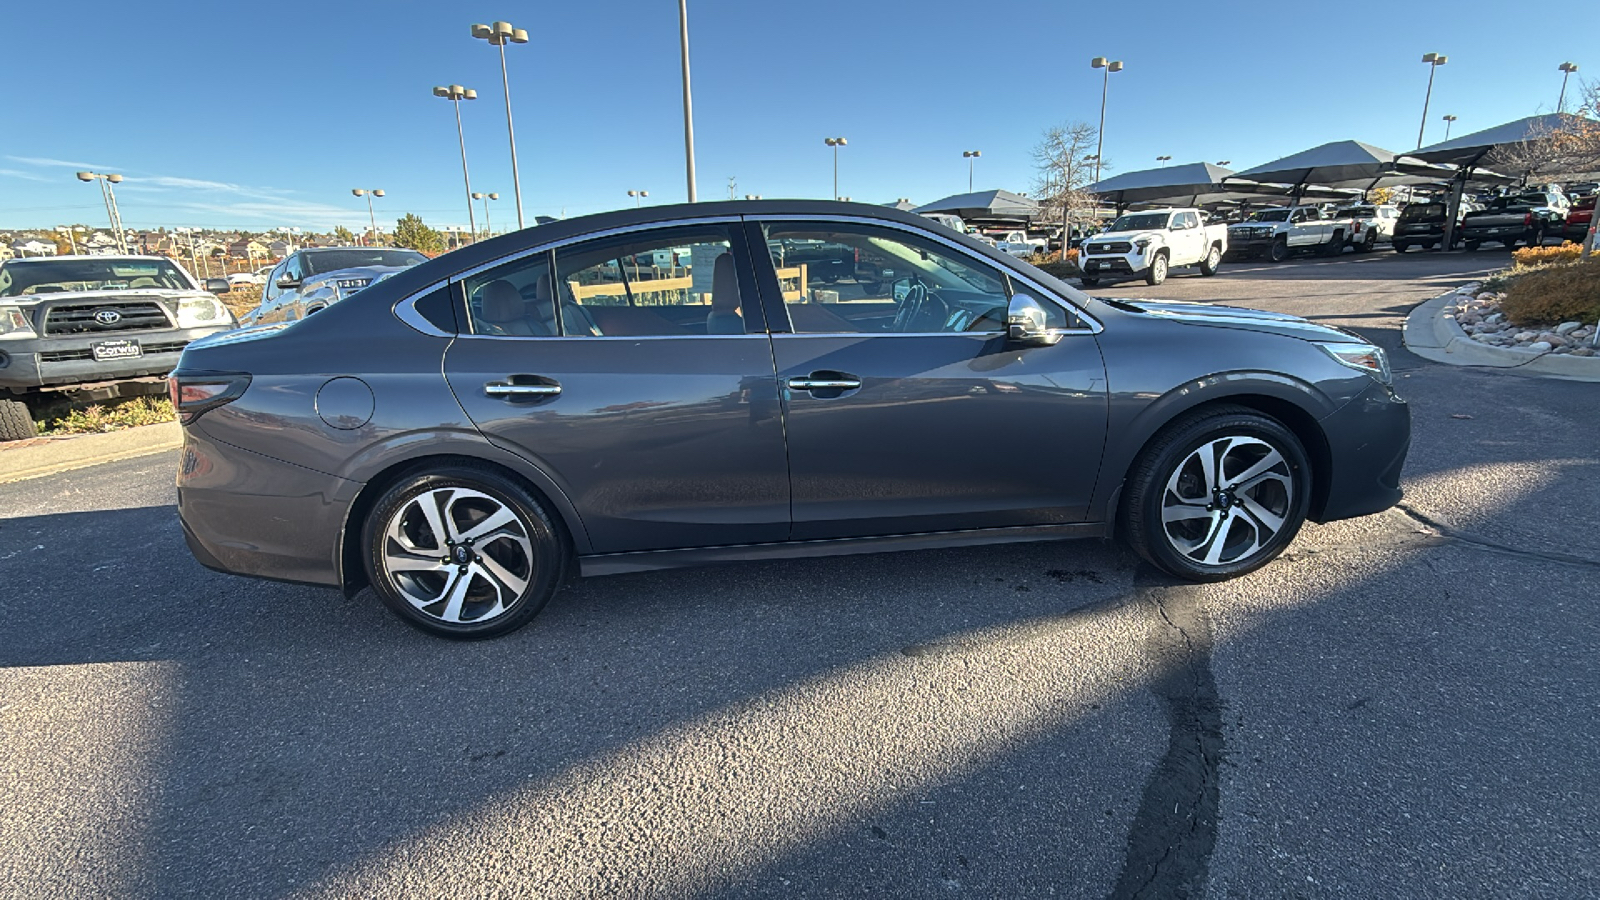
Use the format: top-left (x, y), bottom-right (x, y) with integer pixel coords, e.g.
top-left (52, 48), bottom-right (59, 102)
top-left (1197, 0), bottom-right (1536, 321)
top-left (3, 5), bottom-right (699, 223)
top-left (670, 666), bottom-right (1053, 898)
top-left (1362, 230), bottom-right (1377, 252)
top-left (1530, 227), bottom-right (1545, 247)
top-left (0, 399), bottom-right (37, 442)
top-left (1079, 276), bottom-right (1100, 287)
top-left (1199, 244), bottom-right (1221, 276)
top-left (1320, 232), bottom-right (1344, 257)
top-left (1464, 239), bottom-right (1480, 252)
top-left (362, 464), bottom-right (567, 639)
top-left (1392, 241), bottom-right (1410, 253)
top-left (1119, 405), bottom-right (1311, 582)
top-left (1268, 238), bottom-right (1291, 262)
top-left (1145, 251), bottom-right (1169, 286)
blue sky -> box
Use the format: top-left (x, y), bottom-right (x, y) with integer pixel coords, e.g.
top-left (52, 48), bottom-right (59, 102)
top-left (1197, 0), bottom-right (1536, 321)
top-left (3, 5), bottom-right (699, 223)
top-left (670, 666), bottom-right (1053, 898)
top-left (1, 0), bottom-right (1590, 232)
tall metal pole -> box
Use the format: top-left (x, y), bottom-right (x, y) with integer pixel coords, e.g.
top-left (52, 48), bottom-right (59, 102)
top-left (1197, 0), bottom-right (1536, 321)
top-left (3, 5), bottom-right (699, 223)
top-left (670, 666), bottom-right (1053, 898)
top-left (833, 144), bottom-right (839, 199)
top-left (498, 41), bottom-right (525, 229)
top-left (104, 180), bottom-right (127, 254)
top-left (969, 157), bottom-right (975, 191)
top-left (1095, 67), bottom-right (1109, 184)
top-left (452, 96), bottom-right (477, 238)
top-left (678, 0), bottom-right (697, 202)
top-left (1417, 65), bottom-right (1436, 149)
top-left (365, 195), bottom-right (377, 244)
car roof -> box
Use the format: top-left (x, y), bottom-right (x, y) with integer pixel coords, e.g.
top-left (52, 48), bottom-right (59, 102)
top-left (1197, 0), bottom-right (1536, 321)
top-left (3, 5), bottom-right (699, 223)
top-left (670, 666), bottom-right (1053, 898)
top-left (5, 254), bottom-right (169, 263)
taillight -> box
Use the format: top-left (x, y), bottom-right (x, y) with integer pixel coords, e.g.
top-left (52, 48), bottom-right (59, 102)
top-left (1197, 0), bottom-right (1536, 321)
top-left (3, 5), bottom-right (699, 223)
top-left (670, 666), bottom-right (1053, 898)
top-left (1524, 212), bottom-right (1533, 226)
top-left (168, 371), bottom-right (251, 424)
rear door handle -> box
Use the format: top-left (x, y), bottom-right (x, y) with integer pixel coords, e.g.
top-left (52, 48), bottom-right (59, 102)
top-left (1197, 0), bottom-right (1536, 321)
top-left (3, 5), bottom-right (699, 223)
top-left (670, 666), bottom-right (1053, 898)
top-left (786, 372), bottom-right (862, 392)
top-left (485, 379), bottom-right (562, 399)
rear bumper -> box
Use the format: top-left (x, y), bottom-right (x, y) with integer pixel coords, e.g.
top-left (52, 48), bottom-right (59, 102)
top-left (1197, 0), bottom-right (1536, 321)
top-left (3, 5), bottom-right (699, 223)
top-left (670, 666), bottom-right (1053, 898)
top-left (176, 423), bottom-right (359, 587)
top-left (0, 325), bottom-right (231, 393)
top-left (1313, 380), bottom-right (1411, 522)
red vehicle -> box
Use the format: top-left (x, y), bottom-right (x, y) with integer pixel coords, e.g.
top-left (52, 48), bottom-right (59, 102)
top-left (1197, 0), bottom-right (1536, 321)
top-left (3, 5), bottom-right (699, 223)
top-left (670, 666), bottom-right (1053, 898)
top-left (1563, 195), bottom-right (1596, 245)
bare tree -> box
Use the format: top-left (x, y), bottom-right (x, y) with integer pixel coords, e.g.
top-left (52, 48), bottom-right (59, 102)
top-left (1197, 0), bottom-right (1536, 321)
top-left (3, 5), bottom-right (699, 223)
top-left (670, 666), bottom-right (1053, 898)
top-left (1033, 122), bottom-right (1105, 253)
top-left (1486, 87), bottom-right (1600, 186)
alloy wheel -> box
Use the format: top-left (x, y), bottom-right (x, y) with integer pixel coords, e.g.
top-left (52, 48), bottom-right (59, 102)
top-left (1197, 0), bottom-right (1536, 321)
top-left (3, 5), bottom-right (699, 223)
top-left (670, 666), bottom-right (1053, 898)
top-left (380, 487), bottom-right (535, 625)
top-left (1159, 436), bottom-right (1294, 567)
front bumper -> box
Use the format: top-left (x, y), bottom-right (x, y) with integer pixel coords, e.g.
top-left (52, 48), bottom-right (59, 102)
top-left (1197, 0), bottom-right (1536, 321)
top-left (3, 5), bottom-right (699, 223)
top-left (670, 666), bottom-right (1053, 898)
top-left (1079, 255), bottom-right (1141, 275)
top-left (0, 325), bottom-right (233, 392)
top-left (1313, 380), bottom-right (1410, 522)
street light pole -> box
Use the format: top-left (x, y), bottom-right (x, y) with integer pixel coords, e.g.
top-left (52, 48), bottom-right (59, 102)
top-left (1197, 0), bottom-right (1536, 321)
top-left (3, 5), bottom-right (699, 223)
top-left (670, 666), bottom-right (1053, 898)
top-left (75, 171), bottom-right (128, 253)
top-left (963, 150), bottom-right (981, 191)
top-left (678, 0), bottom-right (698, 202)
top-left (1416, 52), bottom-right (1448, 149)
top-left (1156, 155), bottom-right (1172, 166)
top-left (1442, 114), bottom-right (1458, 140)
top-left (627, 190), bottom-right (649, 207)
top-left (433, 85), bottom-right (478, 239)
top-left (472, 192), bottom-right (499, 237)
top-left (825, 137), bottom-right (847, 199)
top-left (1558, 62), bottom-right (1580, 113)
top-left (1089, 57), bottom-right (1123, 184)
top-left (352, 188), bottom-right (384, 246)
top-left (471, 22), bottom-right (530, 229)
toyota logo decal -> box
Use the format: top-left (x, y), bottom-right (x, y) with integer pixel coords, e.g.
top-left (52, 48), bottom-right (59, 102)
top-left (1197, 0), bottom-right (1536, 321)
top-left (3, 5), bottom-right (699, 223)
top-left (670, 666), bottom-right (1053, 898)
top-left (93, 309), bottom-right (122, 326)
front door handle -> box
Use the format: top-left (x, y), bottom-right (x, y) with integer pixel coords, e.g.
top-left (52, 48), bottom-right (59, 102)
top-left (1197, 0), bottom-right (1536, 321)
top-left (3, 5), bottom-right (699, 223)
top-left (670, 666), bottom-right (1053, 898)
top-left (786, 372), bottom-right (862, 392)
top-left (485, 379), bottom-right (562, 399)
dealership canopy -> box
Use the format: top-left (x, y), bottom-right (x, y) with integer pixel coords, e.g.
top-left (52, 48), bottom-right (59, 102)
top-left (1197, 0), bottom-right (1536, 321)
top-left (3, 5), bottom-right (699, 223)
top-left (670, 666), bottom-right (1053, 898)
top-left (1087, 162), bottom-right (1360, 208)
top-left (1227, 140), bottom-right (1458, 191)
top-left (913, 189), bottom-right (1038, 221)
top-left (1412, 113), bottom-right (1590, 169)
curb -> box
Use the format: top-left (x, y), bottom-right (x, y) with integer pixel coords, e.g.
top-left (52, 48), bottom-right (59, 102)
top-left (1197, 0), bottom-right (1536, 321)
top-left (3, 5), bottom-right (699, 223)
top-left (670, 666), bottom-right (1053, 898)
top-left (1402, 286), bottom-right (1600, 383)
top-left (0, 421), bottom-right (182, 485)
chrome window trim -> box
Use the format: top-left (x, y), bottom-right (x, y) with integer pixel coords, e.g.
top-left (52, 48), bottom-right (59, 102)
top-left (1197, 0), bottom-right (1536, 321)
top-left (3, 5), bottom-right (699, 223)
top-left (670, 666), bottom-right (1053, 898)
top-left (446, 216), bottom-right (745, 285)
top-left (392, 279), bottom-right (453, 337)
top-left (450, 332), bottom-right (772, 342)
top-left (769, 331), bottom-right (1005, 339)
top-left (747, 213), bottom-right (1103, 335)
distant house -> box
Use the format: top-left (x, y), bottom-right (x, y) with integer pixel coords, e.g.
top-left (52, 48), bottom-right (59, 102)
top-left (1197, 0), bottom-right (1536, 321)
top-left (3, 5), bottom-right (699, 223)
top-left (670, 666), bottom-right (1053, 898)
top-left (139, 232), bottom-right (175, 255)
top-left (0, 244), bottom-right (13, 261)
top-left (228, 239), bottom-right (270, 260)
top-left (267, 239), bottom-right (296, 258)
top-left (10, 239), bottom-right (56, 257)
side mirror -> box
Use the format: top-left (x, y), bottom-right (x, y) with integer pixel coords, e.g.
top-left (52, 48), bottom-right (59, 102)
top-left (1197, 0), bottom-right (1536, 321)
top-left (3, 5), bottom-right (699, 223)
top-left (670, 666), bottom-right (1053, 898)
top-left (1007, 294), bottom-right (1063, 347)
top-left (276, 277), bottom-right (301, 291)
top-left (204, 277), bottom-right (231, 294)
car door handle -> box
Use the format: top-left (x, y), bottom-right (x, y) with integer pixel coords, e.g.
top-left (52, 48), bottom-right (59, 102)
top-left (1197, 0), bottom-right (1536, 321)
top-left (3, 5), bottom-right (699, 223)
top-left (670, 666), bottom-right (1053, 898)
top-left (484, 380), bottom-right (562, 398)
top-left (786, 373), bottom-right (861, 391)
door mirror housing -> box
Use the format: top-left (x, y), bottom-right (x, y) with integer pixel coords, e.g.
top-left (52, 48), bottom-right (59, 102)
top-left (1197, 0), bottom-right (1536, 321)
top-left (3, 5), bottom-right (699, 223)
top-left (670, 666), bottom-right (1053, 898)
top-left (203, 277), bottom-right (231, 294)
top-left (276, 277), bottom-right (302, 291)
top-left (1006, 294), bottom-right (1063, 346)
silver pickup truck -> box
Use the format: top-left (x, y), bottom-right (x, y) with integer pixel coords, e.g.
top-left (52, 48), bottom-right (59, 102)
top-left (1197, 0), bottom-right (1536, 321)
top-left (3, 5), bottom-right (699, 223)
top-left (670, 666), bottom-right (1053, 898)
top-left (0, 255), bottom-right (238, 440)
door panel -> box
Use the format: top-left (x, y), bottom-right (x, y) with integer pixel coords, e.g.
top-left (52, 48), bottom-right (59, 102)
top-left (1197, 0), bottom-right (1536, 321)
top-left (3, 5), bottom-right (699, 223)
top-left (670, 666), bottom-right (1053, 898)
top-left (771, 333), bottom-right (1108, 540)
top-left (446, 336), bottom-right (789, 552)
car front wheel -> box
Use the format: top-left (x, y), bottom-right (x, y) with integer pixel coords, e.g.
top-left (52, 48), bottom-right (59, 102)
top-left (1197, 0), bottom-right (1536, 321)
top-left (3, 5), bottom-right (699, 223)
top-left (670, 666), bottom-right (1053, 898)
top-left (1120, 406), bottom-right (1311, 582)
top-left (1268, 238), bottom-right (1290, 262)
top-left (1145, 252), bottom-right (1169, 285)
top-left (0, 399), bottom-right (37, 442)
top-left (363, 465), bottom-right (566, 639)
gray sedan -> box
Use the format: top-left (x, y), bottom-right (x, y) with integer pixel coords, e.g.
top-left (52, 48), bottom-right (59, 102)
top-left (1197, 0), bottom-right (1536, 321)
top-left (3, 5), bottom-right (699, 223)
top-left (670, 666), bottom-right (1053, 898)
top-left (172, 201), bottom-right (1409, 639)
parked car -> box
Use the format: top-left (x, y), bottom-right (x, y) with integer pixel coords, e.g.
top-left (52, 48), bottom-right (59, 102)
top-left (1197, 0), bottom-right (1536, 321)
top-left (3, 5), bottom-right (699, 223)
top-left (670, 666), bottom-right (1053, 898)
top-left (226, 271), bottom-right (264, 287)
top-left (1460, 192), bottom-right (1569, 251)
top-left (0, 255), bottom-right (237, 440)
top-left (247, 247), bottom-right (428, 325)
top-left (1077, 208), bottom-right (1227, 286)
top-left (993, 230), bottom-right (1046, 258)
top-left (172, 200), bottom-right (1410, 639)
top-left (1390, 201), bottom-right (1461, 252)
top-left (1335, 204), bottom-right (1400, 251)
top-left (1561, 195), bottom-right (1595, 245)
top-left (1226, 206), bottom-right (1354, 261)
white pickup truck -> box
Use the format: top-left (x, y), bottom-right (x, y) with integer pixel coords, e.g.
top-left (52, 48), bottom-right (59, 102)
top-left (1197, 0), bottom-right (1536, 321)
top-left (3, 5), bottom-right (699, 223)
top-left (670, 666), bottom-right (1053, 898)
top-left (1225, 206), bottom-right (1354, 261)
top-left (1077, 208), bottom-right (1227, 286)
top-left (994, 230), bottom-right (1046, 258)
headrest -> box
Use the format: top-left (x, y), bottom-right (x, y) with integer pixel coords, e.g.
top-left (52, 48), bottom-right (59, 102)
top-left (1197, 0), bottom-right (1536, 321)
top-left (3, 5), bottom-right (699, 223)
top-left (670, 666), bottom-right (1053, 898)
top-left (711, 253), bottom-right (739, 312)
top-left (477, 280), bottom-right (523, 323)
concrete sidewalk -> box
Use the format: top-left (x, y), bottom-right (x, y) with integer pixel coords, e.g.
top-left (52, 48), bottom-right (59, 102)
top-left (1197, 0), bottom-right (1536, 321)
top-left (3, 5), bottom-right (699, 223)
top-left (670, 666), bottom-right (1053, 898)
top-left (0, 421), bottom-right (182, 484)
top-left (1403, 287), bottom-right (1600, 382)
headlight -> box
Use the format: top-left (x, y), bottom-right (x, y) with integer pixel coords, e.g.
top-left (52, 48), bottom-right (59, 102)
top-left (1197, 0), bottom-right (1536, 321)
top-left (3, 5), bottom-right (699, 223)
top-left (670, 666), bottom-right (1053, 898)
top-left (176, 296), bottom-right (230, 328)
top-left (0, 306), bottom-right (36, 338)
top-left (1133, 239), bottom-right (1149, 252)
top-left (1317, 342), bottom-right (1391, 385)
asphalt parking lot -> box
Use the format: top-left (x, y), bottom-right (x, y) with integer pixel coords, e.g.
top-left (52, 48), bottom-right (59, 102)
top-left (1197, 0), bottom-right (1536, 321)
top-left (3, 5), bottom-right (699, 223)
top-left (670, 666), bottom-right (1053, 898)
top-left (3, 247), bottom-right (1597, 898)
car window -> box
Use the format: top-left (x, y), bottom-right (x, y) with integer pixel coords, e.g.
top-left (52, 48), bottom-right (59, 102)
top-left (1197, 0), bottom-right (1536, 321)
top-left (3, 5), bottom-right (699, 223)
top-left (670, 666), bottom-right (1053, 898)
top-left (263, 262), bottom-right (286, 300)
top-left (301, 249), bottom-right (428, 275)
top-left (464, 252), bottom-right (561, 337)
top-left (552, 227), bottom-right (748, 336)
top-left (763, 223), bottom-right (1011, 334)
top-left (1177, 212), bottom-right (1200, 229)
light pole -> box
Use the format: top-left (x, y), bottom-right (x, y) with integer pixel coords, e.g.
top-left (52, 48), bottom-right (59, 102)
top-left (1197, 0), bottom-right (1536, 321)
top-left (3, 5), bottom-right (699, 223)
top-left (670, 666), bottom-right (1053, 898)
top-left (825, 137), bottom-right (848, 199)
top-left (1442, 114), bottom-right (1458, 140)
top-left (1558, 62), bottom-right (1580, 113)
top-left (1416, 52), bottom-right (1448, 149)
top-left (472, 191), bottom-right (499, 236)
top-left (54, 225), bottom-right (85, 255)
top-left (470, 21), bottom-right (529, 230)
top-left (1089, 57), bottom-right (1123, 183)
top-left (963, 150), bottom-right (981, 191)
top-left (744, 194), bottom-right (762, 200)
top-left (75, 171), bottom-right (127, 253)
top-left (626, 190), bottom-right (649, 207)
top-left (433, 85), bottom-right (479, 239)
top-left (1217, 160), bottom-right (1231, 166)
top-left (1156, 155), bottom-right (1172, 166)
top-left (351, 188), bottom-right (384, 246)
top-left (677, 0), bottom-right (698, 201)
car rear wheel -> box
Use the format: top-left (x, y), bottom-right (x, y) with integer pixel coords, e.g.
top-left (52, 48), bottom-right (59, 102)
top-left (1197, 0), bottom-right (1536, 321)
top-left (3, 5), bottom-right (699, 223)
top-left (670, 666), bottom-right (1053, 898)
top-left (1145, 252), bottom-right (1169, 285)
top-left (1464, 240), bottom-right (1481, 252)
top-left (1393, 241), bottom-right (1410, 253)
top-left (1120, 406), bottom-right (1311, 582)
top-left (363, 465), bottom-right (566, 639)
top-left (1362, 230), bottom-right (1377, 252)
top-left (1079, 276), bottom-right (1100, 287)
top-left (1199, 245), bottom-right (1221, 276)
top-left (0, 399), bottom-right (37, 442)
top-left (1268, 238), bottom-right (1290, 262)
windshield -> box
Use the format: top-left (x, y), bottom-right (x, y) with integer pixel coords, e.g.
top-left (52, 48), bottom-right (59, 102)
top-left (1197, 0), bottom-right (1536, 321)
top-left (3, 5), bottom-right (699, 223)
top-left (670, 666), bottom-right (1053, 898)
top-left (1401, 203), bottom-right (1444, 221)
top-left (0, 258), bottom-right (193, 297)
top-left (301, 249), bottom-right (427, 275)
top-left (1338, 207), bottom-right (1374, 217)
top-left (1108, 213), bottom-right (1171, 232)
top-left (1243, 210), bottom-right (1290, 223)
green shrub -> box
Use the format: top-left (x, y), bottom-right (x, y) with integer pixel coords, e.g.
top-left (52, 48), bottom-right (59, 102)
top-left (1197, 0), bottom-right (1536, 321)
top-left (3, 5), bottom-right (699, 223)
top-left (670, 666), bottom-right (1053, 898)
top-left (1499, 257), bottom-right (1600, 327)
top-left (39, 396), bottom-right (175, 435)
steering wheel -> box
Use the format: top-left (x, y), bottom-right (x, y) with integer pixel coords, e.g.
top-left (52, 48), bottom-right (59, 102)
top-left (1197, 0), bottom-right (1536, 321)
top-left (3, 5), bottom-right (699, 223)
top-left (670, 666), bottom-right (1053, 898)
top-left (892, 282), bottom-right (927, 332)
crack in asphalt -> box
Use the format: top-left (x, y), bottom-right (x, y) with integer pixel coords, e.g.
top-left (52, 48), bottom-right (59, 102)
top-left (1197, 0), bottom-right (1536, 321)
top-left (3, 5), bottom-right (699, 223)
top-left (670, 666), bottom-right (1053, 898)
top-left (1111, 571), bottom-right (1221, 900)
top-left (1393, 504), bottom-right (1600, 571)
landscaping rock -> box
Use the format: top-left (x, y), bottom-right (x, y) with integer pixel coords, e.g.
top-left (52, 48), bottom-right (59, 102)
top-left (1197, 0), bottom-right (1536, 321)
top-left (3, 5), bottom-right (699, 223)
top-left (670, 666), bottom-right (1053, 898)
top-left (1528, 341), bottom-right (1554, 352)
top-left (1556, 321), bottom-right (1582, 336)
